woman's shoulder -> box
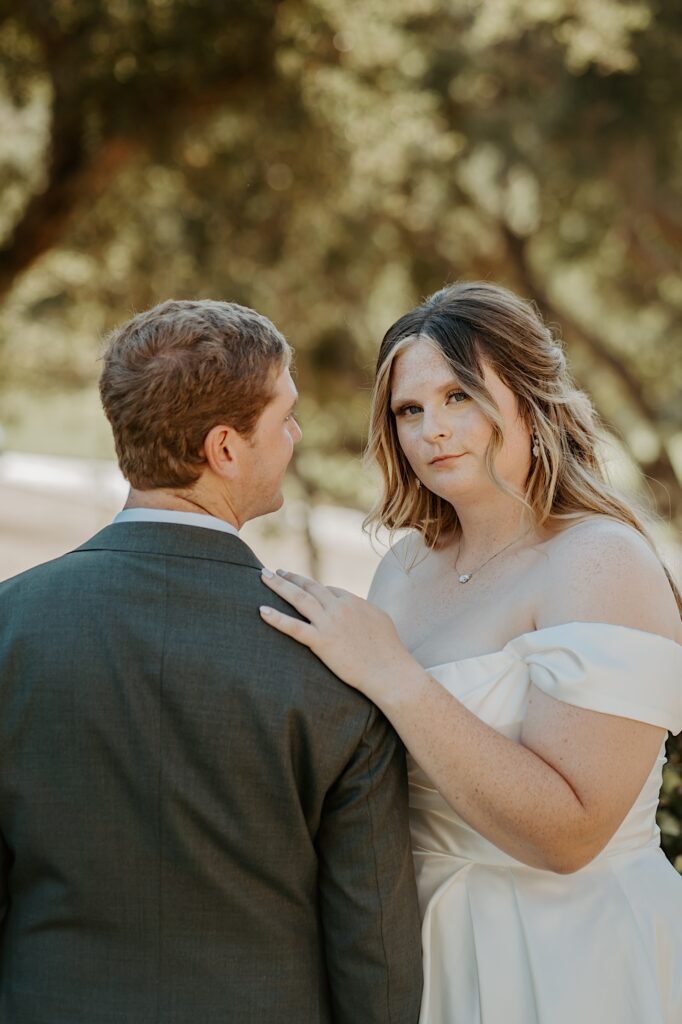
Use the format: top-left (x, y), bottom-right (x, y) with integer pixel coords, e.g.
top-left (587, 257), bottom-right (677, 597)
top-left (368, 530), bottom-right (430, 604)
top-left (542, 515), bottom-right (662, 573)
top-left (536, 516), bottom-right (681, 643)
top-left (541, 515), bottom-right (656, 565)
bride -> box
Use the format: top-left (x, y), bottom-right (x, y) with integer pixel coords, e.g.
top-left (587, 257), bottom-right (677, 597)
top-left (260, 281), bottom-right (682, 1023)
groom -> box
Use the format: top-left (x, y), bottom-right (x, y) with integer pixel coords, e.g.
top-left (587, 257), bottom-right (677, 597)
top-left (0, 300), bottom-right (422, 1023)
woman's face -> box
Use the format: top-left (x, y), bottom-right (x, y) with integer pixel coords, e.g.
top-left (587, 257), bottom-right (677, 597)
top-left (389, 338), bottom-right (532, 505)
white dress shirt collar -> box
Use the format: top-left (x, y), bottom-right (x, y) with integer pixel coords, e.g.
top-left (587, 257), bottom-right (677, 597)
top-left (112, 507), bottom-right (239, 537)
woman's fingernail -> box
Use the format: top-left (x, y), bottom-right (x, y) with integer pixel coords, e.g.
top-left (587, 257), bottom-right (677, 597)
top-left (276, 569), bottom-right (288, 577)
top-left (261, 568), bottom-right (274, 578)
top-left (260, 605), bottom-right (273, 616)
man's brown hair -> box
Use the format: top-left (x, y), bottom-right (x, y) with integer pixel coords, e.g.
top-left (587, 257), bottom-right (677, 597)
top-left (99, 299), bottom-right (291, 489)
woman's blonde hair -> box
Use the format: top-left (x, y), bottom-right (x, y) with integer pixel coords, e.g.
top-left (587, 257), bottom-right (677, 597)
top-left (364, 281), bottom-right (680, 606)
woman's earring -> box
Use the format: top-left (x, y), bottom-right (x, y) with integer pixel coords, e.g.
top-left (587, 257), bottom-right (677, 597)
top-left (532, 428), bottom-right (540, 458)
top-left (416, 478), bottom-right (422, 490)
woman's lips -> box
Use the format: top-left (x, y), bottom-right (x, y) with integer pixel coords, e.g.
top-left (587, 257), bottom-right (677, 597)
top-left (429, 454), bottom-right (464, 465)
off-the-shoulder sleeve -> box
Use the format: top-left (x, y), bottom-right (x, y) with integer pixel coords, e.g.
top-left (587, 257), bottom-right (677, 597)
top-left (510, 622), bottom-right (682, 733)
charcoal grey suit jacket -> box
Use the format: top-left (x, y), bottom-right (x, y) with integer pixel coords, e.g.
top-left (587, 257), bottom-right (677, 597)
top-left (0, 522), bottom-right (422, 1023)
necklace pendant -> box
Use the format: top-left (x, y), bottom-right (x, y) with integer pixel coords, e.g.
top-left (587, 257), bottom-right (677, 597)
top-left (458, 572), bottom-right (473, 584)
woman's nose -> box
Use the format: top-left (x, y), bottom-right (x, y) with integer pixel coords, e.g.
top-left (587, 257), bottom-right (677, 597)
top-left (421, 408), bottom-right (451, 442)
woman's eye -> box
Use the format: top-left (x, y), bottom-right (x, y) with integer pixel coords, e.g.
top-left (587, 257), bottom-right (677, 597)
top-left (396, 393), bottom-right (467, 416)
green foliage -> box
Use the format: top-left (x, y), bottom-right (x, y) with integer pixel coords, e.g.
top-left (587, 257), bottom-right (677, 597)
top-left (661, 739), bottom-right (682, 871)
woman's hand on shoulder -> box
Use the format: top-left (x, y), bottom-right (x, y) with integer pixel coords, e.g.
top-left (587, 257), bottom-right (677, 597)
top-left (259, 568), bottom-right (423, 701)
top-left (538, 517), bottom-right (680, 642)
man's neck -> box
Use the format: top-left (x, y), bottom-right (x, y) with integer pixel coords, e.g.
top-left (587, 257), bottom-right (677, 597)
top-left (124, 487), bottom-right (241, 530)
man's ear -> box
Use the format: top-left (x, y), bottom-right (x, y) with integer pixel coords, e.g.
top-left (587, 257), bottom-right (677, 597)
top-left (203, 424), bottom-right (240, 479)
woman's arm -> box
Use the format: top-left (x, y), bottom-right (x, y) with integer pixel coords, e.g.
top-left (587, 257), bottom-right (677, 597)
top-left (376, 663), bottom-right (664, 873)
top-left (260, 522), bottom-right (675, 873)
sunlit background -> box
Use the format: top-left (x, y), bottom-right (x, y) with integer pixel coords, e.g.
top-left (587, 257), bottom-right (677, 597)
top-left (1, 0), bottom-right (680, 864)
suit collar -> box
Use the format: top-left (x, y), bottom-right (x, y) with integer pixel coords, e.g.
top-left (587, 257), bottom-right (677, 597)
top-left (74, 522), bottom-right (263, 571)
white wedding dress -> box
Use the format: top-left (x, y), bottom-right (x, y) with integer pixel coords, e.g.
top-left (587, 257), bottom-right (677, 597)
top-left (409, 622), bottom-right (682, 1024)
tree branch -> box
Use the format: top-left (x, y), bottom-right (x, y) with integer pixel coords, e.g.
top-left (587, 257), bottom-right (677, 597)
top-left (0, 2), bottom-right (282, 303)
top-left (0, 120), bottom-right (137, 302)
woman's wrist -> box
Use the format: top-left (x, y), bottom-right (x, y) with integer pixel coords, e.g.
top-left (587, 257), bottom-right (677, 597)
top-left (367, 657), bottom-right (432, 719)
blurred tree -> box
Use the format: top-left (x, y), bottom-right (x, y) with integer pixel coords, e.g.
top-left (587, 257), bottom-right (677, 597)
top-left (0, 0), bottom-right (283, 298)
top-left (0, 0), bottom-right (680, 854)
top-left (660, 735), bottom-right (682, 872)
top-left (2, 0), bottom-right (681, 515)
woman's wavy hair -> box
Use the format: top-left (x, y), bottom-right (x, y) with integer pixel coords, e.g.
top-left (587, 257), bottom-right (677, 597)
top-left (364, 281), bottom-right (681, 607)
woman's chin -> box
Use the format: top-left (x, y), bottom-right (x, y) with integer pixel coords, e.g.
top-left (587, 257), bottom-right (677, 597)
top-left (426, 477), bottom-right (479, 504)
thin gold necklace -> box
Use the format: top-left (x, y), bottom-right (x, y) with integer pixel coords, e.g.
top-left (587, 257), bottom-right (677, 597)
top-left (455, 527), bottom-right (531, 584)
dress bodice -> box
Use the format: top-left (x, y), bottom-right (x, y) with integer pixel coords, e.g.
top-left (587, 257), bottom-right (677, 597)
top-left (409, 622), bottom-right (682, 869)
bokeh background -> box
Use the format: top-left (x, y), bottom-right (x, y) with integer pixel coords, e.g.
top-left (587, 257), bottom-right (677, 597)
top-left (0, 0), bottom-right (680, 865)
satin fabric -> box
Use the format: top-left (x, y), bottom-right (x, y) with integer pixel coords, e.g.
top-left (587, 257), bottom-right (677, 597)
top-left (409, 622), bottom-right (682, 1024)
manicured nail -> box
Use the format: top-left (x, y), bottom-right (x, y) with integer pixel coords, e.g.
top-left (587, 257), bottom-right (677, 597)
top-left (260, 605), bottom-right (273, 616)
top-left (276, 569), bottom-right (288, 577)
top-left (261, 568), bottom-right (274, 578)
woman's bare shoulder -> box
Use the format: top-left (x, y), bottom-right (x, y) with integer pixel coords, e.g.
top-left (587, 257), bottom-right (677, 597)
top-left (367, 531), bottom-right (426, 604)
top-left (537, 516), bottom-right (681, 641)
top-left (539, 515), bottom-right (651, 560)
